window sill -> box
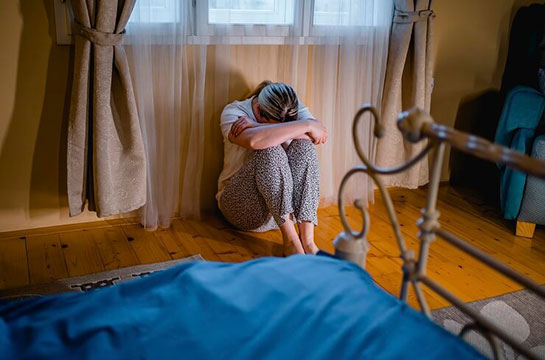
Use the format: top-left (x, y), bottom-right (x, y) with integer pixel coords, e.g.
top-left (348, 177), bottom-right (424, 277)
top-left (59, 34), bottom-right (372, 46)
top-left (185, 35), bottom-right (351, 45)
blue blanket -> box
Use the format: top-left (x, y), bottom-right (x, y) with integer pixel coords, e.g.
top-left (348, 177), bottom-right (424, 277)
top-left (494, 86), bottom-right (545, 219)
top-left (0, 255), bottom-right (484, 359)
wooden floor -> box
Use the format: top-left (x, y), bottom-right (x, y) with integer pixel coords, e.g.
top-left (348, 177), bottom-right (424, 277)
top-left (0, 185), bottom-right (543, 310)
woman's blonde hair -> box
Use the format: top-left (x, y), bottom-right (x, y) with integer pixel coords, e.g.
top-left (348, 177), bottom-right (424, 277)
top-left (248, 80), bottom-right (299, 123)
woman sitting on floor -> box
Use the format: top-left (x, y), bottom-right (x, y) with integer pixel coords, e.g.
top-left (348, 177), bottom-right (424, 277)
top-left (217, 81), bottom-right (328, 255)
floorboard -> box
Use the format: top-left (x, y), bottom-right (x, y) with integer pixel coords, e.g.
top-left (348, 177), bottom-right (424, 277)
top-left (121, 225), bottom-right (171, 264)
top-left (59, 230), bottom-right (105, 277)
top-left (0, 185), bottom-right (543, 311)
top-left (91, 227), bottom-right (139, 270)
top-left (0, 237), bottom-right (29, 289)
top-left (26, 233), bottom-right (68, 284)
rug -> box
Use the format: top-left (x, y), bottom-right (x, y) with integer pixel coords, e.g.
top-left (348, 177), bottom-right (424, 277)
top-left (432, 287), bottom-right (545, 359)
top-left (0, 255), bottom-right (203, 301)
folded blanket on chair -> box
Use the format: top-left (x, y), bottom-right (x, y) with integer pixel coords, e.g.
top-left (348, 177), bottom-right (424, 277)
top-left (495, 86), bottom-right (545, 219)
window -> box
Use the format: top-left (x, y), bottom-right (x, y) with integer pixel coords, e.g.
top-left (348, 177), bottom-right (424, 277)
top-left (53, 0), bottom-right (74, 45)
top-left (194, 0), bottom-right (296, 40)
top-left (208, 0), bottom-right (295, 25)
top-left (53, 0), bottom-right (381, 45)
top-left (204, 0), bottom-right (365, 27)
top-left (313, 0), bottom-right (364, 26)
top-left (308, 0), bottom-right (369, 38)
top-left (129, 0), bottom-right (180, 24)
top-left (195, 0), bottom-right (374, 43)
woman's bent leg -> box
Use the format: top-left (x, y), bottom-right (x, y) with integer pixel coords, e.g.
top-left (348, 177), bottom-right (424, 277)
top-left (220, 146), bottom-right (304, 254)
top-left (286, 139), bottom-right (320, 224)
top-left (253, 146), bottom-right (294, 226)
top-left (220, 155), bottom-right (272, 231)
top-left (254, 146), bottom-right (304, 254)
top-left (286, 139), bottom-right (320, 253)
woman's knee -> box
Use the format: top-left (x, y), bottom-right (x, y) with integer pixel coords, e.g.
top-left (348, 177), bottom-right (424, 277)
top-left (287, 139), bottom-right (318, 166)
top-left (254, 145), bottom-right (289, 168)
top-left (289, 139), bottom-right (314, 151)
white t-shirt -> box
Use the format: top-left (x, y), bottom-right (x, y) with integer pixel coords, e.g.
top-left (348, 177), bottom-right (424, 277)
top-left (216, 96), bottom-right (316, 207)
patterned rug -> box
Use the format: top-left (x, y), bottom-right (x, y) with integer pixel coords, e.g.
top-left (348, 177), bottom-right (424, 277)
top-left (0, 255), bottom-right (203, 301)
top-left (432, 287), bottom-right (545, 359)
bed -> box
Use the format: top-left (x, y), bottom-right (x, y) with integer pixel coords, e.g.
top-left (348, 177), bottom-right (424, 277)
top-left (1, 106), bottom-right (544, 359)
top-left (0, 255), bottom-right (483, 359)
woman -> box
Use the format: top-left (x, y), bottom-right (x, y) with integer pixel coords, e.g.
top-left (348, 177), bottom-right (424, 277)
top-left (217, 81), bottom-right (328, 255)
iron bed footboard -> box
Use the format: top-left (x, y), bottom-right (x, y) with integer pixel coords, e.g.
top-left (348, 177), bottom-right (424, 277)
top-left (333, 105), bottom-right (545, 360)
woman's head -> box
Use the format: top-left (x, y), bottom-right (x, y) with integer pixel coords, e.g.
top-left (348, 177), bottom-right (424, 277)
top-left (250, 81), bottom-right (299, 123)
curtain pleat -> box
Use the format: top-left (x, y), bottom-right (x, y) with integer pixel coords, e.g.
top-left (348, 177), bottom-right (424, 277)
top-left (376, 0), bottom-right (435, 187)
top-left (67, 0), bottom-right (146, 217)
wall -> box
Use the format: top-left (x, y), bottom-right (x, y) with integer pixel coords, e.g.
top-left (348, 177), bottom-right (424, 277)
top-left (0, 1), bottom-right (118, 232)
top-left (1, 0), bottom-right (543, 232)
top-left (431, 0), bottom-right (545, 179)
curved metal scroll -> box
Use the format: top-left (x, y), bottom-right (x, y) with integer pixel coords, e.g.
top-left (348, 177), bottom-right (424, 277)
top-left (336, 104), bottom-right (432, 300)
top-left (337, 105), bottom-right (433, 259)
top-left (335, 105), bottom-right (545, 360)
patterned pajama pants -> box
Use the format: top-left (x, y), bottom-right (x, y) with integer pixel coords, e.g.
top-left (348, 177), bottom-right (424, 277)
top-left (220, 139), bottom-right (320, 232)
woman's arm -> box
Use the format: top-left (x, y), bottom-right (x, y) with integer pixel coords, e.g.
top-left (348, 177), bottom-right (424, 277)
top-left (229, 120), bottom-right (320, 150)
top-left (230, 116), bottom-right (313, 142)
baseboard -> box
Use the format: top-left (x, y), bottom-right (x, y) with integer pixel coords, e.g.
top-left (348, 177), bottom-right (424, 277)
top-left (0, 217), bottom-right (142, 240)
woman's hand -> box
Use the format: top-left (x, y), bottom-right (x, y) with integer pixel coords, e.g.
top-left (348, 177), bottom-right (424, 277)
top-left (306, 120), bottom-right (328, 145)
top-left (230, 116), bottom-right (256, 137)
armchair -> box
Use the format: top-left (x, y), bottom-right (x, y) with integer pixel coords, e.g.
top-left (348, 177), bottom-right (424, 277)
top-left (495, 87), bottom-right (545, 237)
top-left (494, 3), bottom-right (545, 238)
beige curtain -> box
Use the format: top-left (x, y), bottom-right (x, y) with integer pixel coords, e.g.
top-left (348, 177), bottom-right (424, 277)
top-left (376, 0), bottom-right (435, 187)
top-left (67, 0), bottom-right (146, 217)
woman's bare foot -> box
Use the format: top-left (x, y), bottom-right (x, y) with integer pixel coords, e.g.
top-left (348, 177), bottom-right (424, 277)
top-left (279, 215), bottom-right (305, 256)
top-left (282, 236), bottom-right (305, 256)
top-left (301, 240), bottom-right (319, 255)
top-left (298, 221), bottom-right (319, 254)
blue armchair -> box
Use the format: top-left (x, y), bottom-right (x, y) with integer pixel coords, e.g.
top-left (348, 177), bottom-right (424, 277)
top-left (494, 3), bottom-right (545, 238)
top-left (494, 87), bottom-right (545, 237)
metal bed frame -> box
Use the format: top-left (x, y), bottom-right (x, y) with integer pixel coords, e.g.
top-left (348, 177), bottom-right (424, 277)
top-left (333, 105), bottom-right (545, 360)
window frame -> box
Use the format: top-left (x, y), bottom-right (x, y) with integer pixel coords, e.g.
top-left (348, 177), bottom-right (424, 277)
top-left (208, 0), bottom-right (294, 26)
top-left (53, 0), bottom-right (379, 46)
top-left (195, 0), bottom-right (375, 44)
top-left (129, 0), bottom-right (182, 24)
top-left (53, 0), bottom-right (74, 45)
top-left (308, 0), bottom-right (375, 38)
top-left (194, 0), bottom-right (299, 40)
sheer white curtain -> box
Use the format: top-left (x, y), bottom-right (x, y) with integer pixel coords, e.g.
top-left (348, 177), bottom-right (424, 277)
top-left (126, 1), bottom-right (198, 229)
top-left (304, 2), bottom-right (392, 205)
top-left (125, 0), bottom-right (393, 229)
